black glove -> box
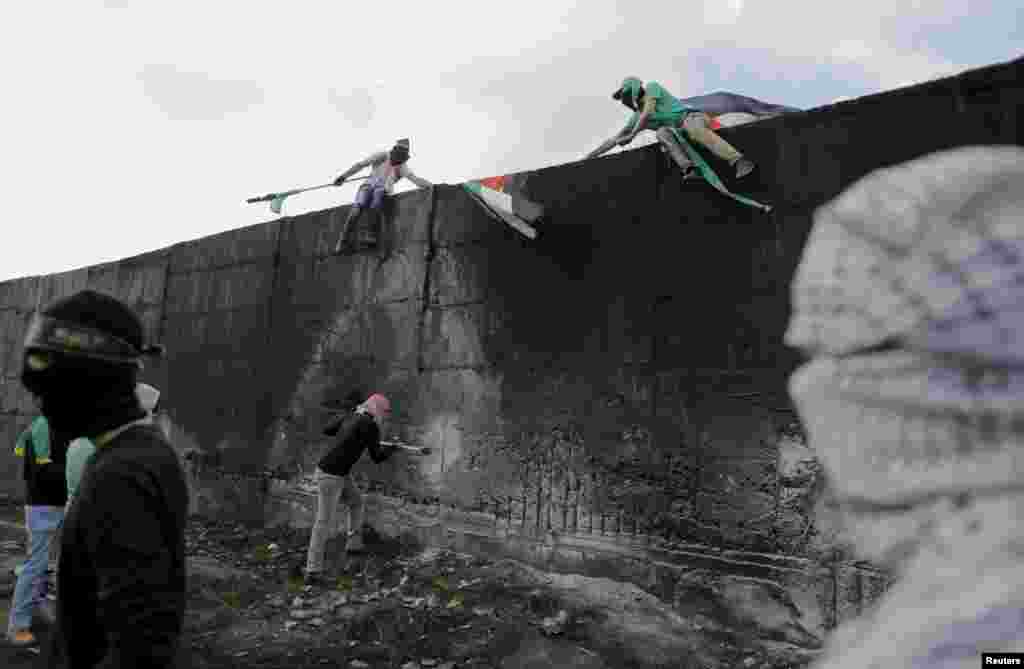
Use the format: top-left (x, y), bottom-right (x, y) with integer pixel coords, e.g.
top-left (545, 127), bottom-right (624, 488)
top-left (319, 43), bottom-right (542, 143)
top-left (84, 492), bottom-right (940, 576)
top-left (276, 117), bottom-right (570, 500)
top-left (333, 175), bottom-right (347, 186)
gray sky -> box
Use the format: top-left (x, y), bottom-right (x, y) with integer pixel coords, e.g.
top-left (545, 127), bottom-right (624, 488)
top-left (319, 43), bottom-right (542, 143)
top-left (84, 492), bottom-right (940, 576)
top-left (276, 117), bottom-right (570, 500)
top-left (1, 1), bottom-right (1020, 282)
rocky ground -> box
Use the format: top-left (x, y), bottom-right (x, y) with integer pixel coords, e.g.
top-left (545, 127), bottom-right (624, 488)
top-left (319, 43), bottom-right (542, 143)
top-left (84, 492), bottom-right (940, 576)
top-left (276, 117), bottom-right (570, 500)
top-left (0, 500), bottom-right (819, 668)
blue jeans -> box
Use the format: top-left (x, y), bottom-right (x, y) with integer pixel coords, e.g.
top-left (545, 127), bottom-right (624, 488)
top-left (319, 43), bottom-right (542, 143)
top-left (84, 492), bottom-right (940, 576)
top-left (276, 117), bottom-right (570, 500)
top-left (8, 505), bottom-right (64, 633)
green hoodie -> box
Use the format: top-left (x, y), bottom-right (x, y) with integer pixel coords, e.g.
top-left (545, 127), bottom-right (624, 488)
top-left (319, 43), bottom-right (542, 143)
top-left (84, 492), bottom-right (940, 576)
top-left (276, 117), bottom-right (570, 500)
top-left (65, 437), bottom-right (98, 501)
top-left (13, 416), bottom-right (51, 463)
top-left (623, 81), bottom-right (695, 133)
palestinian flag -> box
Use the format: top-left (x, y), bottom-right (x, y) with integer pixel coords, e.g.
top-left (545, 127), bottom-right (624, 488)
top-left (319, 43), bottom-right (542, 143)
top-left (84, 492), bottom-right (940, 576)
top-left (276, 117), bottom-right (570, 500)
top-left (708, 112), bottom-right (761, 130)
top-left (678, 91), bottom-right (801, 130)
top-left (463, 174), bottom-right (544, 239)
top-left (679, 91), bottom-right (801, 116)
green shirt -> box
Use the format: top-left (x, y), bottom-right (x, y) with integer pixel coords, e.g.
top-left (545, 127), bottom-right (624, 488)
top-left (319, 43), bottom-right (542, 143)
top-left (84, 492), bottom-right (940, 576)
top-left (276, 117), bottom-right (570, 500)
top-left (65, 437), bottom-right (97, 500)
top-left (67, 415), bottom-right (155, 501)
top-left (624, 81), bottom-right (695, 133)
top-left (13, 416), bottom-right (51, 463)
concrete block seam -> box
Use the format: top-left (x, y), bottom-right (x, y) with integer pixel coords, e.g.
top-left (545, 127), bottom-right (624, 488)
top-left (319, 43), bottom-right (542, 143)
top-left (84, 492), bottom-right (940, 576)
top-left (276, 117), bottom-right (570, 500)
top-left (416, 185), bottom-right (441, 373)
top-left (166, 255), bottom-right (278, 278)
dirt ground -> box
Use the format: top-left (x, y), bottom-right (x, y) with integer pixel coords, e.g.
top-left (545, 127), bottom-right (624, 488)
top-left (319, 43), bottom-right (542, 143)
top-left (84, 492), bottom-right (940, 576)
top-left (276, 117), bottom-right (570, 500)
top-left (0, 501), bottom-right (819, 668)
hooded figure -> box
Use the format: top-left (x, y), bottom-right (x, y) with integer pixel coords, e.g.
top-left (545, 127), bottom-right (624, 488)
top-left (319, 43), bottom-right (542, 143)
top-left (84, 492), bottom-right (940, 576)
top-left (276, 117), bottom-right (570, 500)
top-left (64, 382), bottom-right (163, 504)
top-left (588, 76), bottom-right (756, 180)
top-left (304, 393), bottom-right (397, 585)
top-left (785, 146), bottom-right (1024, 668)
top-left (332, 138), bottom-right (433, 254)
top-left (21, 290), bottom-right (189, 669)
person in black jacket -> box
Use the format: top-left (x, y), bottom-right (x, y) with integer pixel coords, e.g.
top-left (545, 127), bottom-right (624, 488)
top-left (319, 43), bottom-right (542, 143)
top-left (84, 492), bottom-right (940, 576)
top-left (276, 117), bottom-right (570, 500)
top-left (18, 289), bottom-right (187, 669)
top-left (5, 411), bottom-right (69, 648)
top-left (305, 393), bottom-right (396, 585)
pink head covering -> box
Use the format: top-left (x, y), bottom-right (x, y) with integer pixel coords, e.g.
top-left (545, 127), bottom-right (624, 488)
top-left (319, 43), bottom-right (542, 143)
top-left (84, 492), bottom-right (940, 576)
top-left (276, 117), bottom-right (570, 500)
top-left (362, 394), bottom-right (391, 419)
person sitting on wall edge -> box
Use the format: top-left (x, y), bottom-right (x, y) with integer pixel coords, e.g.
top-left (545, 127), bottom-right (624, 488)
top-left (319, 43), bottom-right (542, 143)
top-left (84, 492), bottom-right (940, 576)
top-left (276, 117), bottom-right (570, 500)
top-left (332, 139), bottom-right (433, 254)
top-left (587, 77), bottom-right (756, 180)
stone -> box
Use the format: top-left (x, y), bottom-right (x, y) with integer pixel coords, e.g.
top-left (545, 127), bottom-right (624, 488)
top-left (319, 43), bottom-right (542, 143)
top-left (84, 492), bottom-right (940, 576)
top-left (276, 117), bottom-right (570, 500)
top-left (500, 638), bottom-right (606, 669)
top-left (326, 592), bottom-right (349, 609)
top-left (291, 609), bottom-right (321, 620)
top-left (540, 610), bottom-right (569, 636)
top-left (337, 606), bottom-right (360, 620)
top-left (674, 570), bottom-right (820, 648)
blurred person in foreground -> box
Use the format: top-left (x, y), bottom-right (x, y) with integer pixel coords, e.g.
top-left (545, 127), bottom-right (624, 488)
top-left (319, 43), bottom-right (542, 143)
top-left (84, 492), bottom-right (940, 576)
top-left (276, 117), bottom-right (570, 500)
top-left (785, 145), bottom-right (1024, 668)
top-left (18, 289), bottom-right (187, 668)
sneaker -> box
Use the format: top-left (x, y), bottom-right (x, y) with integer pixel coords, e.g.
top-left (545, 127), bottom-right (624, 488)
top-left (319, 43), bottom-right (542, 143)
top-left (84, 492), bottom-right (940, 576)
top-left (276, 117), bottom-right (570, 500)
top-left (7, 629), bottom-right (38, 647)
top-left (734, 157), bottom-right (755, 179)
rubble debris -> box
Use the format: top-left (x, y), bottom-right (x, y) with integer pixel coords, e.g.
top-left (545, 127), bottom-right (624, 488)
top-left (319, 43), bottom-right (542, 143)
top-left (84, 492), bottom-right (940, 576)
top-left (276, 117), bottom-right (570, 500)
top-left (540, 610), bottom-right (570, 636)
top-left (0, 510), bottom-right (825, 668)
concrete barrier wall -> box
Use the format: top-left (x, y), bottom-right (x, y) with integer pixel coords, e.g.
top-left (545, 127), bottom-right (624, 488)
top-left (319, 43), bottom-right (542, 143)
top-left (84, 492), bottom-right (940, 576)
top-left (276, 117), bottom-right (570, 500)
top-left (0, 56), bottom-right (1021, 637)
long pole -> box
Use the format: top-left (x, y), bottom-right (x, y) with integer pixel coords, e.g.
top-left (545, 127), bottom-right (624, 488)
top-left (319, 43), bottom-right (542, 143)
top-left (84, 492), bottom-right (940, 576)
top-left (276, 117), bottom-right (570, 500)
top-left (245, 175), bottom-right (369, 204)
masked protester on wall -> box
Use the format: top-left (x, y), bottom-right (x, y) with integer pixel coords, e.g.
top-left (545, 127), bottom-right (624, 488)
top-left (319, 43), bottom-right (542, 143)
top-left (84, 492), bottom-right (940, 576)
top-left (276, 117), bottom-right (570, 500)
top-left (305, 393), bottom-right (397, 586)
top-left (6, 412), bottom-right (70, 648)
top-left (587, 77), bottom-right (757, 180)
top-left (332, 139), bottom-right (433, 254)
top-left (19, 289), bottom-right (189, 669)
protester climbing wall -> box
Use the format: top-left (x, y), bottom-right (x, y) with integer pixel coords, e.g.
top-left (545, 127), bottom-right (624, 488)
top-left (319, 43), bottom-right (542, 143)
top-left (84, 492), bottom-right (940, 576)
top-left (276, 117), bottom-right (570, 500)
top-left (0, 56), bottom-right (1020, 641)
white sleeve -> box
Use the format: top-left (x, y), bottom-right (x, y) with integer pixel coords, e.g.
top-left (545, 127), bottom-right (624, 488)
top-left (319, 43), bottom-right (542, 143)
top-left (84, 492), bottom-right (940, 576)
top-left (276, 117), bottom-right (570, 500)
top-left (401, 165), bottom-right (432, 188)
